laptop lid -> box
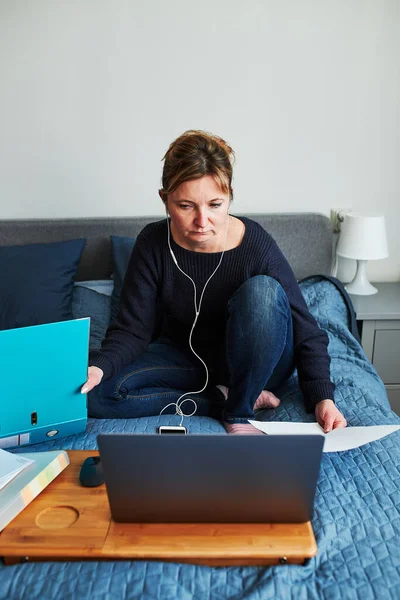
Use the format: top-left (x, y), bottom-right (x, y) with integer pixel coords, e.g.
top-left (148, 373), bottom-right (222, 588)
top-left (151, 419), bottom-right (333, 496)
top-left (97, 434), bottom-right (324, 523)
top-left (0, 318), bottom-right (89, 447)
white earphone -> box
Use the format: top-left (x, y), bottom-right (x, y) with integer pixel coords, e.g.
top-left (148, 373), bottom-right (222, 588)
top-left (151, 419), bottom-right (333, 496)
top-left (160, 206), bottom-right (230, 424)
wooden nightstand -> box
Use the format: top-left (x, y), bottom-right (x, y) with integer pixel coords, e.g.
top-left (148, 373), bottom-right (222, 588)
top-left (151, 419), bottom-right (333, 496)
top-left (350, 282), bottom-right (400, 416)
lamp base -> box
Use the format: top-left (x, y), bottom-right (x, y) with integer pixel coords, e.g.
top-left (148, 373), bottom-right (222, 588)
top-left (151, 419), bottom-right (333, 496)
top-left (345, 260), bottom-right (378, 295)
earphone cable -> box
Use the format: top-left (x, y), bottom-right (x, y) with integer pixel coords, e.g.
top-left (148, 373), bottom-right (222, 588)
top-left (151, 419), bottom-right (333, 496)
top-left (160, 212), bottom-right (230, 425)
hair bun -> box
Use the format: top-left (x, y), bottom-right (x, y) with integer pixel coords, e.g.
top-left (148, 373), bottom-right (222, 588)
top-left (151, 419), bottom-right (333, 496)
top-left (181, 130), bottom-right (235, 163)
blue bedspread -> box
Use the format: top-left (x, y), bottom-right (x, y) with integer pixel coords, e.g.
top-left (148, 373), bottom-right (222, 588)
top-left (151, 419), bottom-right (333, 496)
top-left (1, 279), bottom-right (400, 600)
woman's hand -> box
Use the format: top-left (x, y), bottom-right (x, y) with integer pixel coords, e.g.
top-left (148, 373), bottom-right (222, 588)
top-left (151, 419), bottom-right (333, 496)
top-left (81, 366), bottom-right (104, 394)
top-left (315, 399), bottom-right (347, 433)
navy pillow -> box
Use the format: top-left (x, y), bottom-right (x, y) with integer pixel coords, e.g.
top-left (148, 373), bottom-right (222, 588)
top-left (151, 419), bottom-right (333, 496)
top-left (110, 235), bottom-right (136, 320)
top-left (0, 239), bottom-right (85, 330)
top-left (72, 286), bottom-right (111, 349)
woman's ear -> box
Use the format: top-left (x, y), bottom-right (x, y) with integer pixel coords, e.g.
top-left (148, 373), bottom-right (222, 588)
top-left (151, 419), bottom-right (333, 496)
top-left (159, 190), bottom-right (169, 215)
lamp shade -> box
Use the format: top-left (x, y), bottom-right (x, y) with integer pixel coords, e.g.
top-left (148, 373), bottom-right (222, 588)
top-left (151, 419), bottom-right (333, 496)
top-left (336, 213), bottom-right (388, 260)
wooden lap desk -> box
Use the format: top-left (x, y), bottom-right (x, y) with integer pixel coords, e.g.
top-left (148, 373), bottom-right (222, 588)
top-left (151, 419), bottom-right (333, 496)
top-left (0, 450), bottom-right (317, 566)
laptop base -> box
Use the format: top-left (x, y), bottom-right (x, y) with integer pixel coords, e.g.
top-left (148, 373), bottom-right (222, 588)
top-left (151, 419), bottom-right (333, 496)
top-left (0, 451), bottom-right (318, 566)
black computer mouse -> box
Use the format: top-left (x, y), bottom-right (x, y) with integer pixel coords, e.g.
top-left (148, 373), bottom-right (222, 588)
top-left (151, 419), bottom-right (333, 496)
top-left (79, 456), bottom-right (105, 487)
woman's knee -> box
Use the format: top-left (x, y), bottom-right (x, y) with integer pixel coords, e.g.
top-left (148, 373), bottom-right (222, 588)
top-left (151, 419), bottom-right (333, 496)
top-left (229, 275), bottom-right (290, 320)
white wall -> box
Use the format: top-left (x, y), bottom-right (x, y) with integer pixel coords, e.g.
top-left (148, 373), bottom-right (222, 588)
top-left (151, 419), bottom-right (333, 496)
top-left (0, 0), bottom-right (399, 281)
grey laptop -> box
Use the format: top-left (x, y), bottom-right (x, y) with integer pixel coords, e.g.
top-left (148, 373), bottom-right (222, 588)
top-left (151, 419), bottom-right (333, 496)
top-left (97, 434), bottom-right (324, 523)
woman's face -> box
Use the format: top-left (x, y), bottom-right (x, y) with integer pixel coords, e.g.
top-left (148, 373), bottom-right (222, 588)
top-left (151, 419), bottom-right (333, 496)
top-left (161, 175), bottom-right (230, 252)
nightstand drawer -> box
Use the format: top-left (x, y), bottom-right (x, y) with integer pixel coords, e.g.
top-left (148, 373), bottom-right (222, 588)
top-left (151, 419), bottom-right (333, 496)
top-left (373, 330), bottom-right (400, 384)
top-left (386, 386), bottom-right (400, 416)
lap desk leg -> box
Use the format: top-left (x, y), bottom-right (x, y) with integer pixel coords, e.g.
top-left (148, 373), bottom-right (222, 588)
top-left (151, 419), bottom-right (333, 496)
top-left (0, 451), bottom-right (317, 566)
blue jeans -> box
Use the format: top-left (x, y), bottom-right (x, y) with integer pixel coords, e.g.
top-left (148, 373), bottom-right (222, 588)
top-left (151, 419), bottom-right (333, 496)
top-left (88, 275), bottom-right (295, 424)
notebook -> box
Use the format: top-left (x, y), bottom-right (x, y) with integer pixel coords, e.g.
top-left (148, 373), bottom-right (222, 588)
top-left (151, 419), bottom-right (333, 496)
top-left (0, 318), bottom-right (89, 449)
top-left (97, 434), bottom-right (324, 523)
top-left (0, 450), bottom-right (69, 531)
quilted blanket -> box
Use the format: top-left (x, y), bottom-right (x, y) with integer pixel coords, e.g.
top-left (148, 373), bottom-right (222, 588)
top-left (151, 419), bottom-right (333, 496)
top-left (1, 278), bottom-right (400, 600)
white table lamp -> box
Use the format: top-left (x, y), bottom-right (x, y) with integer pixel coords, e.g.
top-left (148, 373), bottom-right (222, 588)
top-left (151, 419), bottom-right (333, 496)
top-left (336, 213), bottom-right (388, 295)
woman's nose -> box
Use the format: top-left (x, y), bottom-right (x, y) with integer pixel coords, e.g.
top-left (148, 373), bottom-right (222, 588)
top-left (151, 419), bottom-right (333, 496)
top-left (194, 210), bottom-right (208, 228)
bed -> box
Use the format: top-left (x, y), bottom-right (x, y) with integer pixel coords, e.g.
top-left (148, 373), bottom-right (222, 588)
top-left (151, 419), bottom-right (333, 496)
top-left (1, 213), bottom-right (399, 600)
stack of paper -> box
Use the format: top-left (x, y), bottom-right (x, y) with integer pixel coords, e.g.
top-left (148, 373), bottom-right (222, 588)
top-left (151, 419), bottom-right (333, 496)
top-left (0, 449), bottom-right (34, 491)
top-left (248, 421), bottom-right (400, 452)
top-left (0, 450), bottom-right (69, 531)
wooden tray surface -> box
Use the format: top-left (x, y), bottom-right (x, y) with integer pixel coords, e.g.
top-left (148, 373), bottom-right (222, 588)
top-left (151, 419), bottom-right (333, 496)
top-left (0, 450), bottom-right (317, 566)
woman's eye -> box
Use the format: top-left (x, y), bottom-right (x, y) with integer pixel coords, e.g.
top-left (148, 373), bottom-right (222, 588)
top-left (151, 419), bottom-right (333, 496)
top-left (179, 205), bottom-right (191, 210)
top-left (211, 204), bottom-right (222, 209)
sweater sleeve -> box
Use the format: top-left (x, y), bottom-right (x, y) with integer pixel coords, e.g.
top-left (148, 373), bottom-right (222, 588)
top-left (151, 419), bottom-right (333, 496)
top-left (262, 236), bottom-right (335, 412)
top-left (89, 230), bottom-right (160, 380)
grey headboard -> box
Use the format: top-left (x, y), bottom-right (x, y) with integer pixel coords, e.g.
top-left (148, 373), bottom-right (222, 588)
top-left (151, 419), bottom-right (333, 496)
top-left (0, 213), bottom-right (333, 281)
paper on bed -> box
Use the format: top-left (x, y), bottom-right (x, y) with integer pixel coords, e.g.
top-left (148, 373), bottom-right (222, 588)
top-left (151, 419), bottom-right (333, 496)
top-left (248, 421), bottom-right (400, 452)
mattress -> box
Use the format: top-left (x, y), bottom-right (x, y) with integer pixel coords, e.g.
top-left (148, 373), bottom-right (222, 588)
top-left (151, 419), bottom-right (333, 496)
top-left (1, 278), bottom-right (400, 600)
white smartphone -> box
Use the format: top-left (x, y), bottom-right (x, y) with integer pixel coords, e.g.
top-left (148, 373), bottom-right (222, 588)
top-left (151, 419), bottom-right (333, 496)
top-left (157, 425), bottom-right (187, 435)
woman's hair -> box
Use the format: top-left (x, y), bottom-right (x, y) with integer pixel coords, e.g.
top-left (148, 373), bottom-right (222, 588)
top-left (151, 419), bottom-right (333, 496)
top-left (161, 130), bottom-right (235, 199)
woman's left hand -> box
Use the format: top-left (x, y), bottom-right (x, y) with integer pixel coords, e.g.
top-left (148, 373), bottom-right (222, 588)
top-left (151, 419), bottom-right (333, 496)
top-left (315, 399), bottom-right (347, 433)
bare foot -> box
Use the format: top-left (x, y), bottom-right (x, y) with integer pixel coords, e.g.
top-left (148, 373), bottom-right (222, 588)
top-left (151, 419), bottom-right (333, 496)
top-left (223, 422), bottom-right (264, 435)
top-left (254, 390), bottom-right (280, 411)
top-left (217, 386), bottom-right (280, 410)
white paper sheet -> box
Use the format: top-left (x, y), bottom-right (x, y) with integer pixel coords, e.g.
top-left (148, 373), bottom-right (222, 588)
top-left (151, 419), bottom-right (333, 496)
top-left (248, 420), bottom-right (400, 452)
top-left (0, 448), bottom-right (34, 490)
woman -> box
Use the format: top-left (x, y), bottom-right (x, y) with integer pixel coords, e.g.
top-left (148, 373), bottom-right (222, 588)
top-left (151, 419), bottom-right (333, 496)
top-left (82, 130), bottom-right (347, 434)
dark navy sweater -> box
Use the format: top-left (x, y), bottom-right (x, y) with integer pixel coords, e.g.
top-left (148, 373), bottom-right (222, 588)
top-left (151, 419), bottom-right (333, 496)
top-left (89, 217), bottom-right (335, 411)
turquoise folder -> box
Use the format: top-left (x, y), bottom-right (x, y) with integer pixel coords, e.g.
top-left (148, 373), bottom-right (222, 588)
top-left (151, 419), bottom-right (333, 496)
top-left (0, 318), bottom-right (89, 448)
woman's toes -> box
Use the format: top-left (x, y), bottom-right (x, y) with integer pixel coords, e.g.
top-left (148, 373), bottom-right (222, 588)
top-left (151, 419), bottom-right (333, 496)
top-left (223, 422), bottom-right (264, 435)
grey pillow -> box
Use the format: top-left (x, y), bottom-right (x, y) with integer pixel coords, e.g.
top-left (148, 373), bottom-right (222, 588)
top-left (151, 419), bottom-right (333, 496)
top-left (71, 286), bottom-right (111, 349)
